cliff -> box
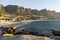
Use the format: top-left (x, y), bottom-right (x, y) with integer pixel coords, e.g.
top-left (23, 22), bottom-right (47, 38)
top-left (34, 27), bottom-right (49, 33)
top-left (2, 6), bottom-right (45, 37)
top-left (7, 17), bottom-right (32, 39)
top-left (0, 4), bottom-right (60, 20)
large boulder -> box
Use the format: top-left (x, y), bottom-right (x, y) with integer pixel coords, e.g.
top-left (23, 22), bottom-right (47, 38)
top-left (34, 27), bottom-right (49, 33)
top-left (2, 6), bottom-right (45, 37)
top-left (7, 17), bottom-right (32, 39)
top-left (51, 30), bottom-right (60, 36)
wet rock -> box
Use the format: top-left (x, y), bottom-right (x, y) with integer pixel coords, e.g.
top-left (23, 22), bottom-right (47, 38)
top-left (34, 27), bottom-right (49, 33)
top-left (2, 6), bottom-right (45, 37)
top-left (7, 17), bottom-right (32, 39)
top-left (51, 30), bottom-right (60, 36)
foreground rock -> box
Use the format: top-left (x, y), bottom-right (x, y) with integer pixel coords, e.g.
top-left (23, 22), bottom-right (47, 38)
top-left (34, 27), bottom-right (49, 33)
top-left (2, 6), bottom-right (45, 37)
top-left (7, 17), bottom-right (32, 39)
top-left (50, 30), bottom-right (60, 36)
top-left (21, 35), bottom-right (54, 40)
top-left (0, 35), bottom-right (56, 40)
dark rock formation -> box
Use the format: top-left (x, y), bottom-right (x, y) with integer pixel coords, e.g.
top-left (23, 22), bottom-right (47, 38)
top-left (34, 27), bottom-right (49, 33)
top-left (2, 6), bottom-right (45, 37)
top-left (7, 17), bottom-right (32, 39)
top-left (51, 30), bottom-right (60, 36)
top-left (28, 30), bottom-right (38, 35)
top-left (5, 5), bottom-right (18, 13)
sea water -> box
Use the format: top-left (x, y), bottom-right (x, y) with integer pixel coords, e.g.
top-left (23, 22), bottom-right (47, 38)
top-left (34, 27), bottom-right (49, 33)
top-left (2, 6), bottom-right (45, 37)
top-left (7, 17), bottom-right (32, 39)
top-left (1, 20), bottom-right (60, 40)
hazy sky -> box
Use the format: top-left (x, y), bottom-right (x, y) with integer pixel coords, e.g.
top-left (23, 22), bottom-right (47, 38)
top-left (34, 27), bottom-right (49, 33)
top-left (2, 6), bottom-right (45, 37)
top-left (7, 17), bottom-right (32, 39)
top-left (0, 0), bottom-right (60, 12)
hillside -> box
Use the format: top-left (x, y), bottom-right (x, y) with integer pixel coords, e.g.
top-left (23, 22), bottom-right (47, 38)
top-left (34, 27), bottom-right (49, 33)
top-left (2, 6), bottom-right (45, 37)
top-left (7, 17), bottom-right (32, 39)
top-left (0, 4), bottom-right (60, 20)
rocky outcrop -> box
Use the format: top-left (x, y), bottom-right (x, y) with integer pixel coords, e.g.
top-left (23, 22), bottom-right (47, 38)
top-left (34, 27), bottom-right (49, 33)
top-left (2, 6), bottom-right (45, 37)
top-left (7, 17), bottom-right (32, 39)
top-left (51, 30), bottom-right (60, 36)
top-left (0, 4), bottom-right (4, 11)
top-left (21, 35), bottom-right (54, 40)
top-left (0, 35), bottom-right (55, 40)
top-left (5, 5), bottom-right (18, 13)
top-left (0, 4), bottom-right (6, 15)
top-left (0, 4), bottom-right (60, 20)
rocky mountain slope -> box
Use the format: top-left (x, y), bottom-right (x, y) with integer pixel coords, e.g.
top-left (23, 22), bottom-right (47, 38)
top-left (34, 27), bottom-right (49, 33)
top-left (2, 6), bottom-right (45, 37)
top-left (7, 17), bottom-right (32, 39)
top-left (0, 4), bottom-right (60, 20)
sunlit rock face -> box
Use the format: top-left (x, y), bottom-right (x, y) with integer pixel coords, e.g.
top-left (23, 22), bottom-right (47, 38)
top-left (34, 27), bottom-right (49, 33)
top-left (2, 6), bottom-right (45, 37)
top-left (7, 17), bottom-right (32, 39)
top-left (0, 4), bottom-right (3, 10)
top-left (0, 4), bottom-right (5, 12)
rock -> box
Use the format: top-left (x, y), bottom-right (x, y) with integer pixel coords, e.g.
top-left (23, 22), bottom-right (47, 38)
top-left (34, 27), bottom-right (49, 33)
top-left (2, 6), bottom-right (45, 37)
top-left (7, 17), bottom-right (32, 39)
top-left (28, 30), bottom-right (38, 35)
top-left (51, 30), bottom-right (60, 36)
top-left (5, 5), bottom-right (18, 13)
top-left (19, 35), bottom-right (54, 40)
top-left (3, 34), bottom-right (14, 37)
top-left (0, 35), bottom-right (57, 40)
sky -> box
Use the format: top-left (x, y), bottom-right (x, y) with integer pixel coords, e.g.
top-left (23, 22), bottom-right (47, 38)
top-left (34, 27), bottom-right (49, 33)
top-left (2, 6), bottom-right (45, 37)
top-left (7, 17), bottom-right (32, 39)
top-left (0, 0), bottom-right (60, 12)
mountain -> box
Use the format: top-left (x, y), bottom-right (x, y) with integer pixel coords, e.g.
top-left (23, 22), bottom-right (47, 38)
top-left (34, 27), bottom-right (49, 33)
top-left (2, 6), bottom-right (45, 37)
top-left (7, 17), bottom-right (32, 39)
top-left (0, 4), bottom-right (60, 20)
top-left (0, 4), bottom-right (8, 16)
top-left (5, 5), bottom-right (18, 13)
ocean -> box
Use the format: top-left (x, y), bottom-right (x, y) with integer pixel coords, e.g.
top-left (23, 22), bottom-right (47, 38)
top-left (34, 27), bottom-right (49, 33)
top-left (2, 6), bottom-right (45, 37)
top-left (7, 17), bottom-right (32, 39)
top-left (17, 20), bottom-right (60, 36)
top-left (19, 20), bottom-right (60, 31)
top-left (1, 20), bottom-right (60, 40)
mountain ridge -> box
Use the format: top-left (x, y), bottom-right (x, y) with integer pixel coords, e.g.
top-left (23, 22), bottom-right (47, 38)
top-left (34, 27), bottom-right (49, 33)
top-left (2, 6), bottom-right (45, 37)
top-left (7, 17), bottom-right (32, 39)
top-left (0, 4), bottom-right (60, 20)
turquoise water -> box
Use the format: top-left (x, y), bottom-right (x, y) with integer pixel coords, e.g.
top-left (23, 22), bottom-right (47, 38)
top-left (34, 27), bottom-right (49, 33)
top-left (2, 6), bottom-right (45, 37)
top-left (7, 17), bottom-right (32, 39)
top-left (18, 21), bottom-right (60, 36)
top-left (1, 20), bottom-right (60, 40)
top-left (19, 21), bottom-right (60, 31)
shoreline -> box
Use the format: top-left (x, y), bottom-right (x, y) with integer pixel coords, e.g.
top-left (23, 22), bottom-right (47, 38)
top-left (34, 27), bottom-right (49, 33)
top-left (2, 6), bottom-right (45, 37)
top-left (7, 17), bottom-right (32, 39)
top-left (21, 20), bottom-right (60, 23)
top-left (0, 22), bottom-right (21, 27)
top-left (0, 20), bottom-right (60, 40)
top-left (0, 20), bottom-right (60, 27)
